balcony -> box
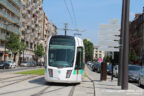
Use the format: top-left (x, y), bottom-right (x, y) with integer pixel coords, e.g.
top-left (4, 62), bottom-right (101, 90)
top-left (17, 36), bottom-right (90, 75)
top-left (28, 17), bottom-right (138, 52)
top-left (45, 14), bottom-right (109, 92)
top-left (27, 14), bottom-right (31, 18)
top-left (0, 22), bottom-right (21, 35)
top-left (22, 10), bottom-right (27, 14)
top-left (31, 24), bottom-right (35, 28)
top-left (11, 0), bottom-right (23, 8)
top-left (0, 33), bottom-right (5, 40)
top-left (0, 45), bottom-right (5, 51)
top-left (34, 33), bottom-right (38, 37)
top-left (20, 0), bottom-right (26, 5)
top-left (0, 0), bottom-right (21, 17)
top-left (20, 26), bottom-right (25, 32)
top-left (0, 11), bottom-right (19, 24)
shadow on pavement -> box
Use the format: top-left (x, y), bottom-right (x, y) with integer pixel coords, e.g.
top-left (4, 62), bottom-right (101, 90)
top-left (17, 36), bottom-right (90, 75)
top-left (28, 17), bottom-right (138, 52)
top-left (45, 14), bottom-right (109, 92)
top-left (29, 77), bottom-right (79, 87)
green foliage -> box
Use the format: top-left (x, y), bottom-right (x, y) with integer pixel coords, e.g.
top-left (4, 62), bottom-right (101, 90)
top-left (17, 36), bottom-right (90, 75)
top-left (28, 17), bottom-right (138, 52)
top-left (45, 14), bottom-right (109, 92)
top-left (129, 50), bottom-right (137, 63)
top-left (83, 39), bottom-right (94, 62)
top-left (34, 44), bottom-right (44, 59)
top-left (6, 33), bottom-right (26, 62)
top-left (6, 33), bottom-right (20, 54)
top-left (19, 40), bottom-right (26, 52)
top-left (16, 69), bottom-right (44, 75)
top-left (103, 55), bottom-right (112, 63)
top-left (93, 58), bottom-right (98, 62)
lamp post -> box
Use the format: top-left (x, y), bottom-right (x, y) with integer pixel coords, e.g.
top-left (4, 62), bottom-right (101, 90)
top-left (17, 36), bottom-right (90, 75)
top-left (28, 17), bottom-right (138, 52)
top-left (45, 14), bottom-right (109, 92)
top-left (4, 23), bottom-right (17, 61)
top-left (118, 0), bottom-right (126, 86)
top-left (121, 0), bottom-right (130, 90)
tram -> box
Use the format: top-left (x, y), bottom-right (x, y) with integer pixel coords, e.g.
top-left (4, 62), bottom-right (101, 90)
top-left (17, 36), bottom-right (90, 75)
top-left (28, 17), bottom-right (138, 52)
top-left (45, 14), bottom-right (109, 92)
top-left (45, 35), bottom-right (85, 83)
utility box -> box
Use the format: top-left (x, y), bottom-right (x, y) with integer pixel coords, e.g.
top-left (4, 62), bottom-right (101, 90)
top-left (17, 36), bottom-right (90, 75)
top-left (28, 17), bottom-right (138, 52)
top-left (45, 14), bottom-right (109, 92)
top-left (100, 62), bottom-right (107, 81)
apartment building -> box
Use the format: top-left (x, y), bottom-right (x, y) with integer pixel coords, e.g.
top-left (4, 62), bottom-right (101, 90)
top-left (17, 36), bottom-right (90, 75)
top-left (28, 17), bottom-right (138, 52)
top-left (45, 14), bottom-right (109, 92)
top-left (129, 8), bottom-right (144, 63)
top-left (0, 0), bottom-right (22, 61)
top-left (20, 0), bottom-right (57, 61)
top-left (42, 14), bottom-right (57, 52)
top-left (93, 46), bottom-right (105, 61)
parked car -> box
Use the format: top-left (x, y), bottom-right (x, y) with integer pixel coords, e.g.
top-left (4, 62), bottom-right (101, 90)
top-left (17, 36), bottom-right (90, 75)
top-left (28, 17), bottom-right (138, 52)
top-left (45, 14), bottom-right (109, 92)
top-left (0, 61), bottom-right (10, 69)
top-left (8, 60), bottom-right (16, 68)
top-left (139, 67), bottom-right (144, 87)
top-left (107, 64), bottom-right (112, 75)
top-left (97, 63), bottom-right (101, 73)
top-left (21, 61), bottom-right (36, 67)
top-left (87, 61), bottom-right (93, 66)
top-left (128, 65), bottom-right (141, 82)
top-left (113, 65), bottom-right (118, 77)
top-left (93, 62), bottom-right (101, 72)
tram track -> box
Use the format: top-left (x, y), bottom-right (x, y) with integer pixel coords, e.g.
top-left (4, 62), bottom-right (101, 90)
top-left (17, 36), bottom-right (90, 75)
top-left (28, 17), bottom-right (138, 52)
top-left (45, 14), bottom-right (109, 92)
top-left (68, 85), bottom-right (76, 96)
top-left (0, 75), bottom-right (39, 88)
top-left (87, 75), bottom-right (96, 96)
top-left (31, 86), bottom-right (51, 96)
top-left (0, 75), bottom-right (26, 81)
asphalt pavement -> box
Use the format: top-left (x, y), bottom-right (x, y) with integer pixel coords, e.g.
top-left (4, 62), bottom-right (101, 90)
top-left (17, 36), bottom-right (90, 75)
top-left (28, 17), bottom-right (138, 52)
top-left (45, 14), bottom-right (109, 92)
top-left (85, 65), bottom-right (144, 96)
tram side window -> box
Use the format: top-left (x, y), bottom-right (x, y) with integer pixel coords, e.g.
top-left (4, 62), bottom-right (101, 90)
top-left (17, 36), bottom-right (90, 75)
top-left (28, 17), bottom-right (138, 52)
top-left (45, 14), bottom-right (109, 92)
top-left (75, 47), bottom-right (84, 69)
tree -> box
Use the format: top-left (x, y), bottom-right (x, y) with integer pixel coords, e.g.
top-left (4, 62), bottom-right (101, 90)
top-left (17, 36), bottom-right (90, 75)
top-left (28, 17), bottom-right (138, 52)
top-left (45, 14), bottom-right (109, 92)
top-left (83, 39), bottom-right (94, 62)
top-left (19, 40), bottom-right (26, 65)
top-left (129, 50), bottom-right (137, 63)
top-left (103, 55), bottom-right (112, 63)
top-left (6, 33), bottom-right (20, 62)
top-left (34, 44), bottom-right (44, 64)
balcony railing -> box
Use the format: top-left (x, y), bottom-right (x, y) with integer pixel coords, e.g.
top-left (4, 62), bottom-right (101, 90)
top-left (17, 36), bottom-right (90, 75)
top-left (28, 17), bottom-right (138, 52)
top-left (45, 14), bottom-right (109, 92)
top-left (11, 0), bottom-right (23, 8)
top-left (0, 11), bottom-right (19, 24)
top-left (0, 22), bottom-right (21, 35)
top-left (0, 0), bottom-right (21, 17)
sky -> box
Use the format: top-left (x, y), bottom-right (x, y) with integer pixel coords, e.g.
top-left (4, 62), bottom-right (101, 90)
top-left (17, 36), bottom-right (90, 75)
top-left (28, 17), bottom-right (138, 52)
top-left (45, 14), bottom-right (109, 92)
top-left (43, 0), bottom-right (144, 46)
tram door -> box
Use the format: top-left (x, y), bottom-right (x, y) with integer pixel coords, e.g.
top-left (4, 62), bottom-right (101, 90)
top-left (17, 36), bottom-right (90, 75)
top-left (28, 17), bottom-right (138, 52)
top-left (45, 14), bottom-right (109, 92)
top-left (75, 47), bottom-right (84, 81)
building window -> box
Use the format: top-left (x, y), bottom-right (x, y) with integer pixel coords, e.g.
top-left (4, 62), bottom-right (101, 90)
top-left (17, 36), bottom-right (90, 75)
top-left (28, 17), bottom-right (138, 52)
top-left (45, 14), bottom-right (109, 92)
top-left (30, 43), bottom-right (33, 49)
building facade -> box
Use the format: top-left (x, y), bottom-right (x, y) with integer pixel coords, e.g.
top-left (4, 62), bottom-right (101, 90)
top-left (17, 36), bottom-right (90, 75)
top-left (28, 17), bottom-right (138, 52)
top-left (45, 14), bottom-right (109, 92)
top-left (129, 9), bottom-right (144, 63)
top-left (20, 0), bottom-right (57, 62)
top-left (0, 0), bottom-right (22, 61)
top-left (93, 46), bottom-right (105, 61)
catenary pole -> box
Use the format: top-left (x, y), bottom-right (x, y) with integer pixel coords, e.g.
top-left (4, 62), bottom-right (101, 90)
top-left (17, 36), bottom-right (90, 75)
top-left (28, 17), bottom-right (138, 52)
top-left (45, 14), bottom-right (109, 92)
top-left (121, 0), bottom-right (130, 90)
top-left (64, 23), bottom-right (68, 36)
top-left (118, 0), bottom-right (125, 86)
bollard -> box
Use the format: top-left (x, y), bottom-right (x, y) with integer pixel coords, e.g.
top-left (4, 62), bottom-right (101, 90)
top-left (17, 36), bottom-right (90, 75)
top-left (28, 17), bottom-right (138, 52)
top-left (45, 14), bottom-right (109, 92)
top-left (100, 62), bottom-right (107, 81)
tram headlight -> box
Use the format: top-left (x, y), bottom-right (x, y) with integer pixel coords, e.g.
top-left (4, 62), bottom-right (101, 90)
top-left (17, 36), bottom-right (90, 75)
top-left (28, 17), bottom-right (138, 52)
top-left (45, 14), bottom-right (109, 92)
top-left (66, 70), bottom-right (72, 78)
top-left (48, 69), bottom-right (53, 77)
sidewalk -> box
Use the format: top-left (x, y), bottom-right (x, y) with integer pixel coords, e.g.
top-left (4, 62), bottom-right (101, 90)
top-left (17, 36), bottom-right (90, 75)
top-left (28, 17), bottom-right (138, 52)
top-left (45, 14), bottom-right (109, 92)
top-left (85, 66), bottom-right (144, 96)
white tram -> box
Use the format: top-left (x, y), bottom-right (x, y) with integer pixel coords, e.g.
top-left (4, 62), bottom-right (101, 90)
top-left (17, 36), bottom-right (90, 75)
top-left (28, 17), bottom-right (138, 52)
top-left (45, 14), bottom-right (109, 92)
top-left (45, 35), bottom-right (85, 83)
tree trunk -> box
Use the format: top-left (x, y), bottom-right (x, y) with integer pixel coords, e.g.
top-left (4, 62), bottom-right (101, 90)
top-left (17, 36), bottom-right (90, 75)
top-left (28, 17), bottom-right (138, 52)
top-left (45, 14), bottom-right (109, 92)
top-left (19, 51), bottom-right (21, 66)
top-left (23, 50), bottom-right (24, 61)
top-left (13, 53), bottom-right (17, 62)
top-left (36, 57), bottom-right (38, 66)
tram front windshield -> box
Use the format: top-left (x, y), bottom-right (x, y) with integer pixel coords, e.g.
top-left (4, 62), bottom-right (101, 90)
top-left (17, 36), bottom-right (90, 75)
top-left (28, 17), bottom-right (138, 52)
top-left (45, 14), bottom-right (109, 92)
top-left (49, 37), bottom-right (75, 68)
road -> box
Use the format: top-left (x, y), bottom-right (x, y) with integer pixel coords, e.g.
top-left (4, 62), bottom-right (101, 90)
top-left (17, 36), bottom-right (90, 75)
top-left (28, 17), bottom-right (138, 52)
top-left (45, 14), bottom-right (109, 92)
top-left (0, 65), bottom-right (143, 96)
top-left (0, 67), bottom-right (95, 96)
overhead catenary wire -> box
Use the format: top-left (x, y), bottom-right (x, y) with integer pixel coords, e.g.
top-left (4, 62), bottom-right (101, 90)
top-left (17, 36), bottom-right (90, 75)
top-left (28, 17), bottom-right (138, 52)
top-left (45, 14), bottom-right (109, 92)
top-left (69, 0), bottom-right (78, 28)
top-left (63, 0), bottom-right (74, 25)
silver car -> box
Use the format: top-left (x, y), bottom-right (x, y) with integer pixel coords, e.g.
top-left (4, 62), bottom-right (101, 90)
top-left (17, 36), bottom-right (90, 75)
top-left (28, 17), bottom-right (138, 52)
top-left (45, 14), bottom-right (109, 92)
top-left (113, 65), bottom-right (118, 77)
top-left (139, 67), bottom-right (144, 87)
top-left (128, 65), bottom-right (141, 82)
top-left (8, 60), bottom-right (16, 68)
top-left (21, 61), bottom-right (36, 67)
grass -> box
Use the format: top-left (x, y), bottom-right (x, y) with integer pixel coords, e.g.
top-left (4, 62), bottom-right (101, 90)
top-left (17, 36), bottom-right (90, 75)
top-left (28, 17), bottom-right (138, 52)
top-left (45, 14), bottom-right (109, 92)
top-left (83, 71), bottom-right (88, 77)
top-left (16, 69), bottom-right (45, 75)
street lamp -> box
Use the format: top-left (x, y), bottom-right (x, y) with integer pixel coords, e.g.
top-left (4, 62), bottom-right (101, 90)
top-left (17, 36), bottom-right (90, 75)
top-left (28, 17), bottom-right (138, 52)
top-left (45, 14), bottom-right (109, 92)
top-left (3, 23), bottom-right (18, 61)
top-left (121, 0), bottom-right (130, 90)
